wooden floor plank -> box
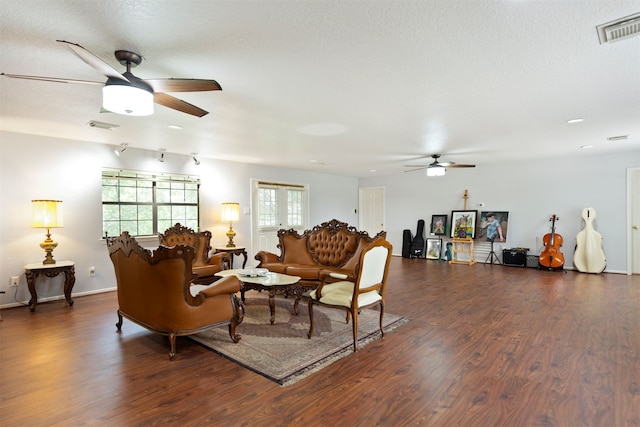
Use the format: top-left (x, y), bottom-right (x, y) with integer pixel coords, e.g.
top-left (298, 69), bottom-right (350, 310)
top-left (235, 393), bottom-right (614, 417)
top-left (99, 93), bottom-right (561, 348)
top-left (1, 258), bottom-right (638, 426)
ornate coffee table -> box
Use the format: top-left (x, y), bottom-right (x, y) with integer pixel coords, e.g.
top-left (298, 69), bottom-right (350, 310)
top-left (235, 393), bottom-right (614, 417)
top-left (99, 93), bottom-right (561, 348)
top-left (216, 269), bottom-right (302, 324)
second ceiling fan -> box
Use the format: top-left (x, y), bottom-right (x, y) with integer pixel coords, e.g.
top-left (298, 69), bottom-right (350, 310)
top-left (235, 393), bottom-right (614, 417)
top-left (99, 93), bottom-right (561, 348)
top-left (2, 40), bottom-right (221, 117)
top-left (405, 154), bottom-right (476, 176)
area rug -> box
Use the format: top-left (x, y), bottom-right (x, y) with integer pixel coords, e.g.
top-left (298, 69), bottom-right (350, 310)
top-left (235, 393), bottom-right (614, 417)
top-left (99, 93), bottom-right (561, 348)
top-left (190, 295), bottom-right (409, 386)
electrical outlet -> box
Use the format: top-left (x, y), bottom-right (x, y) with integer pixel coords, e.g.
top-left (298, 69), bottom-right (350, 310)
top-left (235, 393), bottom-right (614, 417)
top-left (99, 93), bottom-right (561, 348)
top-left (10, 276), bottom-right (19, 287)
top-left (89, 266), bottom-right (96, 277)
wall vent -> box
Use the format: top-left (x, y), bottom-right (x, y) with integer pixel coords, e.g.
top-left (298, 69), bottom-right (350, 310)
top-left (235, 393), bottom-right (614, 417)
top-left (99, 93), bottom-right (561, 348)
top-left (597, 12), bottom-right (640, 44)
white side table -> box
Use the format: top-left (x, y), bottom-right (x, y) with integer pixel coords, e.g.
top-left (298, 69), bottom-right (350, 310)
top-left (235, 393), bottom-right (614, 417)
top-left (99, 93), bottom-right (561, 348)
top-left (24, 261), bottom-right (76, 312)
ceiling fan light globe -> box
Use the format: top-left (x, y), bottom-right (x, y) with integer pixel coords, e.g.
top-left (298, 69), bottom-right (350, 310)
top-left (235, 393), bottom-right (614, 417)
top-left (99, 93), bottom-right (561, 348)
top-left (427, 166), bottom-right (446, 177)
top-left (102, 84), bottom-right (154, 116)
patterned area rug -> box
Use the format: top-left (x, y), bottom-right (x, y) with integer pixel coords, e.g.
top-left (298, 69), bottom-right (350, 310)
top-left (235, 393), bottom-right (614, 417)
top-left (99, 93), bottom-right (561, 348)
top-left (190, 294), bottom-right (409, 386)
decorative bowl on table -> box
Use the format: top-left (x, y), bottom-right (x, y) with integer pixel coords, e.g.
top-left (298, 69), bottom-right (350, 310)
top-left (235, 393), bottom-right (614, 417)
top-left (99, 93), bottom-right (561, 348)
top-left (236, 268), bottom-right (269, 277)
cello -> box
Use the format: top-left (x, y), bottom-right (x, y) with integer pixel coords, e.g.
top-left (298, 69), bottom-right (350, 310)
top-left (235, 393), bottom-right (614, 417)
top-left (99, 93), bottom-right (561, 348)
top-left (539, 214), bottom-right (564, 270)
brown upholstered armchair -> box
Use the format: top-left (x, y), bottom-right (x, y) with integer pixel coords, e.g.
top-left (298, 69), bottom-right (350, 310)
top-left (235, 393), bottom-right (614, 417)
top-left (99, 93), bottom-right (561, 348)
top-left (107, 231), bottom-right (244, 360)
top-left (159, 223), bottom-right (230, 285)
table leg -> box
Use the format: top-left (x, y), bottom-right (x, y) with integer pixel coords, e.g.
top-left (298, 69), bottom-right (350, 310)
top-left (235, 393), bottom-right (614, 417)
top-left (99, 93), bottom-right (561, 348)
top-left (63, 266), bottom-right (75, 306)
top-left (25, 270), bottom-right (38, 312)
top-left (292, 283), bottom-right (302, 315)
top-left (240, 250), bottom-right (248, 268)
top-left (268, 288), bottom-right (276, 324)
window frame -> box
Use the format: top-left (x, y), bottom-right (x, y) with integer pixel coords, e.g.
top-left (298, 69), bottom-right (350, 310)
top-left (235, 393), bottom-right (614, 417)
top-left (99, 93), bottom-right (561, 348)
top-left (101, 168), bottom-right (200, 238)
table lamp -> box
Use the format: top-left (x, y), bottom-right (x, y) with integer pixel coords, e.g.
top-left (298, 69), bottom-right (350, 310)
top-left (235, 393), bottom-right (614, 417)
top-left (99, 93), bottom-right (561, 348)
top-left (221, 202), bottom-right (240, 247)
top-left (32, 199), bottom-right (63, 264)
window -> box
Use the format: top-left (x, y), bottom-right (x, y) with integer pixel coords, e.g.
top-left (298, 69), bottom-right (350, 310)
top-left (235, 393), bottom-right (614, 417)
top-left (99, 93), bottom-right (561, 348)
top-left (256, 183), bottom-right (306, 230)
top-left (253, 180), bottom-right (308, 254)
top-left (102, 169), bottom-right (200, 238)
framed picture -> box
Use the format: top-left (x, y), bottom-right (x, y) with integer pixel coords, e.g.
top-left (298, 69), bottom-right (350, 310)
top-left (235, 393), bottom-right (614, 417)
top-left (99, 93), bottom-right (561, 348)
top-left (426, 238), bottom-right (442, 259)
top-left (450, 210), bottom-right (478, 239)
top-left (477, 211), bottom-right (510, 241)
top-left (430, 214), bottom-right (447, 235)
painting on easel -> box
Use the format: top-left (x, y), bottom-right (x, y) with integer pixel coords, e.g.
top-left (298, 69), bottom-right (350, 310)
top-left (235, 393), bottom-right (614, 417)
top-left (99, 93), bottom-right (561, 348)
top-left (477, 211), bottom-right (509, 242)
top-left (450, 210), bottom-right (478, 239)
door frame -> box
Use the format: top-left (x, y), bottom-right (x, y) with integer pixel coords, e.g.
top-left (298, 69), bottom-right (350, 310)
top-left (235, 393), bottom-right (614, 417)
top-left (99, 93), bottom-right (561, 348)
top-left (627, 167), bottom-right (640, 275)
top-left (250, 178), bottom-right (310, 258)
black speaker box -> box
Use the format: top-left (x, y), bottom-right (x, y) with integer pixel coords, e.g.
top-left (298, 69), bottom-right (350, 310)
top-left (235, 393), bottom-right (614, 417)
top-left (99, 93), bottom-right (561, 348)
top-left (502, 249), bottom-right (527, 267)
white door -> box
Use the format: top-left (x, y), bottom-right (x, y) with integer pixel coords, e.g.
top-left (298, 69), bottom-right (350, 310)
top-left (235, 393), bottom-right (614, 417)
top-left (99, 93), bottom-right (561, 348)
top-left (251, 179), bottom-right (309, 258)
top-left (359, 186), bottom-right (385, 235)
top-left (629, 168), bottom-right (640, 274)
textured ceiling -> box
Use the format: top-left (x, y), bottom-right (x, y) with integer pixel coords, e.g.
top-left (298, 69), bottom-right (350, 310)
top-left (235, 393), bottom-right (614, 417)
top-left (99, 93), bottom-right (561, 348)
top-left (1, 1), bottom-right (639, 177)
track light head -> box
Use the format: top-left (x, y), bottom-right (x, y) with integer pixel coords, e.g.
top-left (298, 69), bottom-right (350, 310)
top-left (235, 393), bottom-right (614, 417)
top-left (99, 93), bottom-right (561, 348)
top-left (115, 143), bottom-right (128, 156)
top-left (158, 148), bottom-right (166, 163)
top-left (191, 152), bottom-right (200, 165)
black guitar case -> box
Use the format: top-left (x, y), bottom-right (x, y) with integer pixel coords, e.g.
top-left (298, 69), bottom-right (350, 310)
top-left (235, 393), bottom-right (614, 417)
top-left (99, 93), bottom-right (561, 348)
top-left (410, 219), bottom-right (426, 258)
top-left (402, 229), bottom-right (412, 258)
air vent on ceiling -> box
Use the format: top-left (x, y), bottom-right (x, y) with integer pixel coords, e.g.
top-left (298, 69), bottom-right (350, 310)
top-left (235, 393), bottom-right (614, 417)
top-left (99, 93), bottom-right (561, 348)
top-left (607, 135), bottom-right (629, 142)
top-left (87, 120), bottom-right (119, 130)
top-left (596, 12), bottom-right (640, 44)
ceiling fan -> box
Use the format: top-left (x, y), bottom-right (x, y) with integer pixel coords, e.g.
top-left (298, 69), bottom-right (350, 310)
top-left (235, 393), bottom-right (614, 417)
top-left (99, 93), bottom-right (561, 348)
top-left (1, 40), bottom-right (221, 117)
top-left (404, 154), bottom-right (476, 176)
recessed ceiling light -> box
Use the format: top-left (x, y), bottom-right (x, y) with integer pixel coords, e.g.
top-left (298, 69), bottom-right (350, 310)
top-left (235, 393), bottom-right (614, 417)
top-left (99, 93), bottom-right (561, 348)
top-left (168, 125), bottom-right (182, 130)
top-left (566, 118), bottom-right (584, 124)
top-left (581, 144), bottom-right (594, 149)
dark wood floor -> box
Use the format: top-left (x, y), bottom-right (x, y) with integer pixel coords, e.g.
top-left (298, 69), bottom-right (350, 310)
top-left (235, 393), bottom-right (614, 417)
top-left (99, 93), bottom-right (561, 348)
top-left (1, 258), bottom-right (639, 426)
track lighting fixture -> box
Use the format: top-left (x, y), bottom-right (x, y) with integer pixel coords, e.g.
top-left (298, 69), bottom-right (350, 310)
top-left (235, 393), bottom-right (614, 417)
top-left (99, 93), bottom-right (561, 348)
top-left (114, 143), bottom-right (128, 156)
top-left (158, 148), bottom-right (166, 163)
top-left (191, 153), bottom-right (200, 166)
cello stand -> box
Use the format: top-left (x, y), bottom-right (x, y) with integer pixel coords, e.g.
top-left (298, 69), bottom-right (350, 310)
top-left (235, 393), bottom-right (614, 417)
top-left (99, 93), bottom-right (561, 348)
top-left (484, 239), bottom-right (502, 265)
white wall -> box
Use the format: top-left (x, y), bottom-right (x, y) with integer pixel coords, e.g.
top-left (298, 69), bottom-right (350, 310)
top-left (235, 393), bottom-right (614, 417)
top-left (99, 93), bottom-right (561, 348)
top-left (0, 131), bottom-right (358, 307)
top-left (2, 130), bottom-right (637, 308)
top-left (359, 150), bottom-right (640, 273)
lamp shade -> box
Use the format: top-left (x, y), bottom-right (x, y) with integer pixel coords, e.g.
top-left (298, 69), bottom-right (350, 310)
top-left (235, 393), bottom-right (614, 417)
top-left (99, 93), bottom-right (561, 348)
top-left (221, 202), bottom-right (240, 223)
top-left (103, 83), bottom-right (154, 116)
top-left (32, 200), bottom-right (63, 228)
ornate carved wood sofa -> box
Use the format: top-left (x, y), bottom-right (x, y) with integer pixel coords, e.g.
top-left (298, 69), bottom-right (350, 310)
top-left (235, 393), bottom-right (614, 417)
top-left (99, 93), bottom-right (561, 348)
top-left (254, 219), bottom-right (386, 287)
top-left (107, 231), bottom-right (244, 360)
top-left (159, 223), bottom-right (230, 285)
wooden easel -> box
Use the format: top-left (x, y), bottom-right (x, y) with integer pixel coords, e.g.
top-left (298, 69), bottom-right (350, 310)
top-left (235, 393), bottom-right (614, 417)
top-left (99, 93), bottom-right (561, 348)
top-left (449, 238), bottom-right (476, 265)
top-left (448, 189), bottom-right (476, 265)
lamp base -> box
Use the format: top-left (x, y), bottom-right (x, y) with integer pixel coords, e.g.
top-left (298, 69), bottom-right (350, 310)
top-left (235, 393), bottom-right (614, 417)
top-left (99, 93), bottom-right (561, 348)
top-left (40, 238), bottom-right (58, 265)
top-left (226, 225), bottom-right (236, 248)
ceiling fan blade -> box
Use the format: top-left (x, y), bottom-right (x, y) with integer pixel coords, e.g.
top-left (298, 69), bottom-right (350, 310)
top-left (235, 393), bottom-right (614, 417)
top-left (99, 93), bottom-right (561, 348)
top-left (1, 73), bottom-right (103, 85)
top-left (447, 164), bottom-right (476, 168)
top-left (145, 78), bottom-right (222, 93)
top-left (56, 40), bottom-right (129, 82)
top-left (154, 92), bottom-right (209, 117)
top-left (404, 167), bottom-right (427, 173)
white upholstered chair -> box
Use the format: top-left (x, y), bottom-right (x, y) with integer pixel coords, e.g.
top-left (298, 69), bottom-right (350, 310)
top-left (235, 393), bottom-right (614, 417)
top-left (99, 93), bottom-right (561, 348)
top-left (306, 237), bottom-right (393, 351)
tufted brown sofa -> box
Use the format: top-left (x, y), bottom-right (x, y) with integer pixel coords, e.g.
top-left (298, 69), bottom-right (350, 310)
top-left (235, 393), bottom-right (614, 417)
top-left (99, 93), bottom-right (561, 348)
top-left (159, 223), bottom-right (230, 285)
top-left (254, 219), bottom-right (386, 287)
